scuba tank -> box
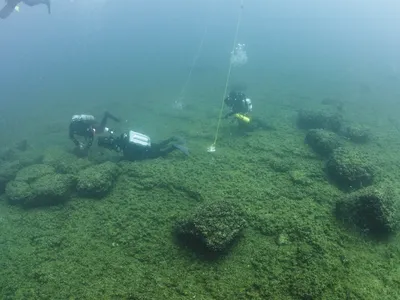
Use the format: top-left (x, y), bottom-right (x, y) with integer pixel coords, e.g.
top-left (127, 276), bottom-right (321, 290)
top-left (71, 114), bottom-right (95, 122)
top-left (234, 113), bottom-right (251, 123)
top-left (128, 131), bottom-right (151, 147)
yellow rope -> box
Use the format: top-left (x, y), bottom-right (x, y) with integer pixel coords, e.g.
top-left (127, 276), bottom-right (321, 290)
top-left (211, 0), bottom-right (244, 149)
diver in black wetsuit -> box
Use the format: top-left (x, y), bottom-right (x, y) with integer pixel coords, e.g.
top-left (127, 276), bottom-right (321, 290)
top-left (0, 0), bottom-right (50, 19)
top-left (97, 130), bottom-right (188, 161)
top-left (224, 91), bottom-right (253, 119)
top-left (224, 91), bottom-right (272, 131)
top-left (69, 112), bottom-right (120, 151)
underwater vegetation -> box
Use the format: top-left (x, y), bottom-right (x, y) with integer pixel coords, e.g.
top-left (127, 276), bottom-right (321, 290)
top-left (0, 100), bottom-right (399, 300)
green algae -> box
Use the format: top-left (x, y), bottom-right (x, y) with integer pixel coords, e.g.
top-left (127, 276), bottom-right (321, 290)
top-left (0, 107), bottom-right (399, 300)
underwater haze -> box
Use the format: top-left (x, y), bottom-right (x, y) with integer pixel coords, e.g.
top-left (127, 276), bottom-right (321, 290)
top-left (1, 0), bottom-right (400, 299)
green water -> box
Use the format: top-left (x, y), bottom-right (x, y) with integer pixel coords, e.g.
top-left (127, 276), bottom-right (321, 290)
top-left (1, 0), bottom-right (400, 299)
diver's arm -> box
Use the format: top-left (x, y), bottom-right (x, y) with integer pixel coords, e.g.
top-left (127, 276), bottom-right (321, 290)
top-left (86, 129), bottom-right (95, 149)
top-left (69, 124), bottom-right (80, 147)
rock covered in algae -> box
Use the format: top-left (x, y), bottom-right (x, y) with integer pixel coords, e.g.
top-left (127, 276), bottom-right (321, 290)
top-left (0, 150), bottom-right (43, 194)
top-left (336, 186), bottom-right (399, 236)
top-left (76, 161), bottom-right (120, 197)
top-left (175, 200), bottom-right (247, 252)
top-left (297, 109), bottom-right (342, 132)
top-left (305, 129), bottom-right (342, 157)
top-left (5, 180), bottom-right (32, 205)
top-left (343, 124), bottom-right (371, 144)
top-left (15, 164), bottom-right (55, 183)
top-left (6, 174), bottom-right (75, 207)
top-left (42, 146), bottom-right (92, 174)
top-left (326, 147), bottom-right (375, 190)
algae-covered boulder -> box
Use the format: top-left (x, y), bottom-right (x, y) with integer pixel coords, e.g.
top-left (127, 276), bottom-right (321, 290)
top-left (5, 174), bottom-right (75, 207)
top-left (176, 200), bottom-right (247, 253)
top-left (305, 129), bottom-right (343, 157)
top-left (0, 153), bottom-right (42, 195)
top-left (326, 147), bottom-right (375, 190)
top-left (297, 109), bottom-right (342, 132)
top-left (336, 186), bottom-right (399, 236)
top-left (43, 146), bottom-right (92, 174)
top-left (26, 174), bottom-right (75, 207)
top-left (0, 161), bottom-right (23, 194)
top-left (343, 124), bottom-right (371, 144)
top-left (76, 161), bottom-right (120, 197)
top-left (15, 164), bottom-right (55, 183)
top-left (5, 180), bottom-right (34, 205)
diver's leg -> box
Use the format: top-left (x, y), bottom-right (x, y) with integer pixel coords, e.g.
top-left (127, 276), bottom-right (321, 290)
top-left (144, 144), bottom-right (164, 159)
top-left (144, 139), bottom-right (177, 159)
top-left (156, 138), bottom-right (174, 148)
top-left (156, 136), bottom-right (185, 148)
top-left (21, 0), bottom-right (36, 6)
top-left (0, 1), bottom-right (18, 19)
top-left (22, 0), bottom-right (50, 13)
top-left (150, 146), bottom-right (175, 159)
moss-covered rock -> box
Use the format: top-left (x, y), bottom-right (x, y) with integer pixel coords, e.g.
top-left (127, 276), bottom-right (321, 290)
top-left (43, 147), bottom-right (92, 174)
top-left (326, 147), bottom-right (375, 190)
top-left (175, 200), bottom-right (247, 253)
top-left (26, 174), bottom-right (76, 207)
top-left (15, 164), bottom-right (56, 183)
top-left (0, 161), bottom-right (23, 194)
top-left (5, 174), bottom-right (75, 207)
top-left (76, 161), bottom-right (120, 197)
top-left (305, 129), bottom-right (343, 157)
top-left (297, 109), bottom-right (342, 132)
top-left (336, 186), bottom-right (399, 236)
top-left (0, 145), bottom-right (44, 195)
top-left (343, 124), bottom-right (371, 144)
top-left (5, 180), bottom-right (34, 205)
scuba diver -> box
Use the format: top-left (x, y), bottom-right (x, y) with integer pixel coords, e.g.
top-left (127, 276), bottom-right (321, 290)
top-left (224, 91), bottom-right (252, 119)
top-left (69, 112), bottom-right (120, 151)
top-left (0, 0), bottom-right (51, 19)
top-left (97, 130), bottom-right (189, 161)
top-left (224, 91), bottom-right (272, 131)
